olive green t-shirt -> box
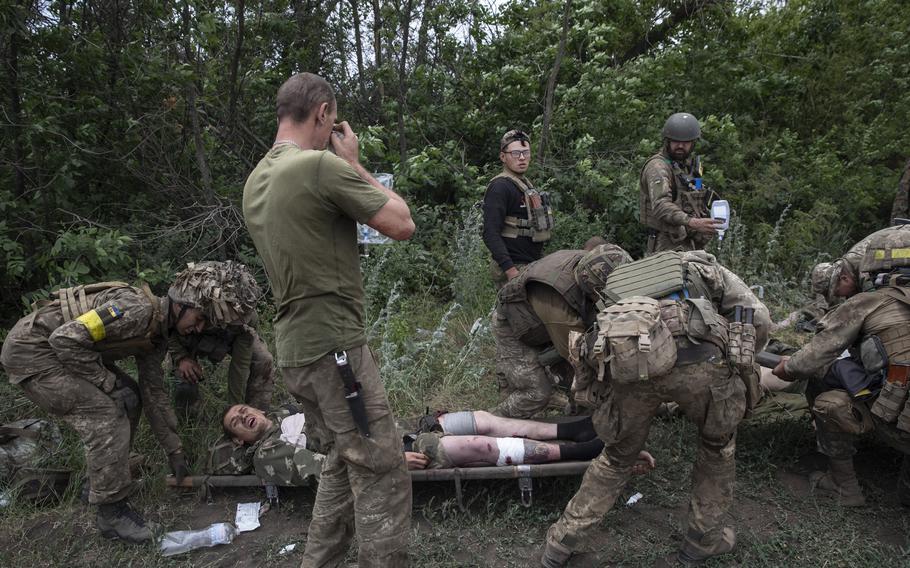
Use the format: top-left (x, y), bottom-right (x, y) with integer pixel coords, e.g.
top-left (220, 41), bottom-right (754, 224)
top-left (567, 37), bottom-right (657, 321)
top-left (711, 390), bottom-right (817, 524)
top-left (242, 146), bottom-right (389, 367)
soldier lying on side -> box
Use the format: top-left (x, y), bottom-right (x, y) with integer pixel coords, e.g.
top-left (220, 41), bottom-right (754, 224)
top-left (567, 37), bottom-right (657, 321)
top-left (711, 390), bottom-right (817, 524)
top-left (213, 404), bottom-right (656, 481)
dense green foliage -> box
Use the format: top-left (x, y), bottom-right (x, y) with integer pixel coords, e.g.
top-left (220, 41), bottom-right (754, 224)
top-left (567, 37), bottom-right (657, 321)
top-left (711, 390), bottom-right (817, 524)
top-left (1, 0), bottom-right (908, 317)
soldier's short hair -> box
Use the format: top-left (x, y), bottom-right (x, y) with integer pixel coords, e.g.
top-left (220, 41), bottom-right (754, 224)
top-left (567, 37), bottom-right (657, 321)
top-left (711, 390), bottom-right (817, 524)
top-left (276, 72), bottom-right (336, 123)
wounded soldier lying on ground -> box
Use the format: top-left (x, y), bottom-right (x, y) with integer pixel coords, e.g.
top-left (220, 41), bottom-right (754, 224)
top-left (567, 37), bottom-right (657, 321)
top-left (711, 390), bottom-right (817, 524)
top-left (210, 405), bottom-right (656, 484)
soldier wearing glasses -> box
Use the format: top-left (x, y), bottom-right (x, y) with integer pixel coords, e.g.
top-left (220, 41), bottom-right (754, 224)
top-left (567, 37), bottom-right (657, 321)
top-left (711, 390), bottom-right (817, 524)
top-left (482, 129), bottom-right (555, 287)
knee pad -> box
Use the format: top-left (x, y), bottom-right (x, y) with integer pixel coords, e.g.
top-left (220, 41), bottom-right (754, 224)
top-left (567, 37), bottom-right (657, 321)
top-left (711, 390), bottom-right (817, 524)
top-left (495, 437), bottom-right (525, 466)
top-left (439, 411), bottom-right (476, 435)
top-left (813, 389), bottom-right (873, 435)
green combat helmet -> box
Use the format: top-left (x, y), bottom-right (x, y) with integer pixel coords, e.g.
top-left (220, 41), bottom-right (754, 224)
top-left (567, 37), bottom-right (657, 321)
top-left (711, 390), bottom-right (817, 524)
top-left (661, 112), bottom-right (701, 142)
top-left (168, 261), bottom-right (261, 327)
top-left (574, 244), bottom-right (633, 298)
top-left (861, 225), bottom-right (910, 280)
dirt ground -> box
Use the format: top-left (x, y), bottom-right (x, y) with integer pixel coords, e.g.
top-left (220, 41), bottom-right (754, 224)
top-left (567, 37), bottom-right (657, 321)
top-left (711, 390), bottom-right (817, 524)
top-left (2, 416), bottom-right (910, 567)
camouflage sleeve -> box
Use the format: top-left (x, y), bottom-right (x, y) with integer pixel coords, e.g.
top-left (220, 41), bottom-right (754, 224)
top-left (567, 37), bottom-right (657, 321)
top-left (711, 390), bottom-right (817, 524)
top-left (167, 333), bottom-right (192, 363)
top-left (227, 328), bottom-right (255, 397)
top-left (47, 294), bottom-right (156, 392)
top-left (137, 337), bottom-right (182, 455)
top-left (784, 295), bottom-right (875, 380)
top-left (643, 160), bottom-right (690, 228)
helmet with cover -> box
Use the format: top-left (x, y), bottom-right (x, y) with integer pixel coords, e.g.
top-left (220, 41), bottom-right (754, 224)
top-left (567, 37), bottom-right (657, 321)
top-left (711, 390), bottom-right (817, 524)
top-left (574, 244), bottom-right (632, 298)
top-left (860, 225), bottom-right (910, 276)
top-left (168, 261), bottom-right (261, 327)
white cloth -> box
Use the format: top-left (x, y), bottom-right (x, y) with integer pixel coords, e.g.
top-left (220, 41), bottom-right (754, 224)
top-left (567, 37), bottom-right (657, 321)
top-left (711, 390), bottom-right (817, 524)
top-left (279, 413), bottom-right (307, 448)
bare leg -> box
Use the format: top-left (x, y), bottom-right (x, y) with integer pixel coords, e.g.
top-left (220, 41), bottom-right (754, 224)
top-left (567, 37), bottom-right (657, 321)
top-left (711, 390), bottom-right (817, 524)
top-left (462, 410), bottom-right (558, 439)
top-left (438, 435), bottom-right (560, 466)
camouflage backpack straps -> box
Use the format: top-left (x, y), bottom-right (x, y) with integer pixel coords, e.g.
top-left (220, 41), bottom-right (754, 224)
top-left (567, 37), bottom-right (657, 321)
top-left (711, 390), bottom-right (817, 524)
top-left (592, 296), bottom-right (677, 384)
top-left (55, 281), bottom-right (131, 322)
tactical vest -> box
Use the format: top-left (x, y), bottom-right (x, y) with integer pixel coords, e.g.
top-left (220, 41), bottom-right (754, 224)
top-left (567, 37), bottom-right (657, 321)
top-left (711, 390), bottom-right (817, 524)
top-left (34, 281), bottom-right (163, 357)
top-left (868, 287), bottom-right (910, 363)
top-left (489, 172), bottom-right (554, 243)
top-left (639, 154), bottom-right (716, 234)
top-left (597, 252), bottom-right (728, 351)
top-left (498, 250), bottom-right (589, 346)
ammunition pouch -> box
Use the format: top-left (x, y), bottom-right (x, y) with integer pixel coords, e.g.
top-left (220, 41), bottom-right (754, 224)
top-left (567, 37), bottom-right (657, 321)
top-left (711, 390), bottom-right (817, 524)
top-left (872, 370), bottom-right (910, 423)
top-left (501, 189), bottom-right (554, 243)
top-left (728, 322), bottom-right (756, 367)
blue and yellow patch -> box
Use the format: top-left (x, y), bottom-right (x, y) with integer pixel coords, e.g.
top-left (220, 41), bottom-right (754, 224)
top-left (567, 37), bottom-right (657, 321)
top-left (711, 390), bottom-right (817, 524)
top-left (76, 305), bottom-right (123, 342)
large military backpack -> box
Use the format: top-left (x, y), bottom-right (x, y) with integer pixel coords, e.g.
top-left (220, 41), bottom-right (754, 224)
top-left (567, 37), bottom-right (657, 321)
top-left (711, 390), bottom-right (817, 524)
top-left (591, 296), bottom-right (677, 384)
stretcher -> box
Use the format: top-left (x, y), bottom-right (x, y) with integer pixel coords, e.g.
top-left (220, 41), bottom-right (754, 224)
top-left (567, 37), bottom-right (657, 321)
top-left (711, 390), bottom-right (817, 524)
top-left (167, 460), bottom-right (592, 510)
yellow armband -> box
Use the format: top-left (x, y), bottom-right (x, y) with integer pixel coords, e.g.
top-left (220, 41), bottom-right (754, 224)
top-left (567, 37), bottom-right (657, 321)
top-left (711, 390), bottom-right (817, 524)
top-left (75, 305), bottom-right (124, 342)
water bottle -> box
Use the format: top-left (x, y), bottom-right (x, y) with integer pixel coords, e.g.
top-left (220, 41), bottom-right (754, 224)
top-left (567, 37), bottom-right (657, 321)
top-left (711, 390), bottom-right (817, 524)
top-left (711, 199), bottom-right (730, 240)
top-left (159, 522), bottom-right (238, 557)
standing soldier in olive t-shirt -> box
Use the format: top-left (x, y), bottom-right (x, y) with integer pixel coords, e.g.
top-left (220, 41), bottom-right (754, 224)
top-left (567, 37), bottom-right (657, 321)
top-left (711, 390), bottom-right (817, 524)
top-left (242, 72), bottom-right (415, 568)
top-left (482, 129), bottom-right (554, 287)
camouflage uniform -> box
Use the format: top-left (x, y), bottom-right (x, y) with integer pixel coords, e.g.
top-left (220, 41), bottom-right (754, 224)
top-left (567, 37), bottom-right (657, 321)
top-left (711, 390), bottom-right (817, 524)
top-left (169, 318), bottom-right (274, 409)
top-left (639, 150), bottom-right (717, 254)
top-left (0, 284), bottom-right (181, 505)
top-left (492, 249), bottom-right (608, 418)
top-left (282, 344), bottom-right (410, 568)
top-left (208, 407), bottom-right (323, 485)
top-left (545, 252), bottom-right (769, 564)
top-left (784, 289), bottom-right (910, 460)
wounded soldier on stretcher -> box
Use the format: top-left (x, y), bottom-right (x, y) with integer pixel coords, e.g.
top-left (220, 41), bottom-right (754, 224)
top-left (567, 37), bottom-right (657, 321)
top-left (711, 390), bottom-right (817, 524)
top-left (213, 404), bottom-right (655, 484)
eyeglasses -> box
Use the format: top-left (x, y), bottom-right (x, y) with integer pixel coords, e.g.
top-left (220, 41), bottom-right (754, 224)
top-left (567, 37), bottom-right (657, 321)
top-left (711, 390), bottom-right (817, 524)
top-left (507, 150), bottom-right (531, 159)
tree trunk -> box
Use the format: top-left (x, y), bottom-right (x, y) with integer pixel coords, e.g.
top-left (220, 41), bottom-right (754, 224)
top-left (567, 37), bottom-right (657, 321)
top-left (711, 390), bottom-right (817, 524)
top-left (538, 0), bottom-right (572, 165)
top-left (371, 0), bottom-right (384, 106)
top-left (619, 0), bottom-right (722, 64)
top-left (397, 0), bottom-right (414, 161)
top-left (350, 0), bottom-right (367, 102)
top-left (6, 0), bottom-right (26, 198)
top-left (227, 0), bottom-right (245, 128)
top-left (181, 0), bottom-right (214, 202)
top-left (414, 0), bottom-right (434, 68)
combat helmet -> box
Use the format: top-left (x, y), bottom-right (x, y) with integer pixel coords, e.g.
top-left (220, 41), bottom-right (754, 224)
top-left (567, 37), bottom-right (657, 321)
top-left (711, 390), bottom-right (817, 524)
top-left (574, 244), bottom-right (633, 298)
top-left (860, 225), bottom-right (910, 276)
top-left (661, 113), bottom-right (701, 142)
top-left (168, 261), bottom-right (261, 327)
top-left (810, 260), bottom-right (844, 302)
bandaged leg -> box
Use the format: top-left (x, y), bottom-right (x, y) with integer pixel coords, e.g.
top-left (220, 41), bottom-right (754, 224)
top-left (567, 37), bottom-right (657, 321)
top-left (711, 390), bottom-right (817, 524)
top-left (496, 437), bottom-right (526, 466)
top-left (439, 411), bottom-right (477, 435)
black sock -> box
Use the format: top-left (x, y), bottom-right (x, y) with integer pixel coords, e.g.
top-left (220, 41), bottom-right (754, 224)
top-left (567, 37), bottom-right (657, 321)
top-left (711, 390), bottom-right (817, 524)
top-left (556, 416), bottom-right (596, 442)
top-left (559, 438), bottom-right (604, 461)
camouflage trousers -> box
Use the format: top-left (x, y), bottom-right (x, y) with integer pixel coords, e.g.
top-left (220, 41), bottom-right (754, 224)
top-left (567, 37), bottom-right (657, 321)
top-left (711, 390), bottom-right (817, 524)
top-left (547, 359), bottom-right (746, 555)
top-left (490, 309), bottom-right (552, 419)
top-left (15, 364), bottom-right (141, 505)
top-left (282, 344), bottom-right (411, 568)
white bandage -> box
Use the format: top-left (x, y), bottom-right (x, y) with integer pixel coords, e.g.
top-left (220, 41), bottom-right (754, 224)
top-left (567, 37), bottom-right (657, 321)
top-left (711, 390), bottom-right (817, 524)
top-left (279, 412), bottom-right (307, 449)
top-left (495, 437), bottom-right (525, 467)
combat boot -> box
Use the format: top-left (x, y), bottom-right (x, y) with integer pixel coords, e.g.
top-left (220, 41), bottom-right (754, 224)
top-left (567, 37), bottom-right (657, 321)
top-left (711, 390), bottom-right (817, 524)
top-left (656, 527), bottom-right (735, 567)
top-left (809, 457), bottom-right (866, 507)
top-left (96, 499), bottom-right (160, 543)
top-left (539, 538), bottom-right (572, 568)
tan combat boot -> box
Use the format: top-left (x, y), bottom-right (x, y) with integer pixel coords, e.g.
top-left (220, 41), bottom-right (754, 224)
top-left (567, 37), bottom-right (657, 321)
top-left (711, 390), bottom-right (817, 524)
top-left (539, 538), bottom-right (572, 568)
top-left (809, 457), bottom-right (866, 507)
top-left (656, 527), bottom-right (736, 567)
top-left (96, 499), bottom-right (160, 544)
